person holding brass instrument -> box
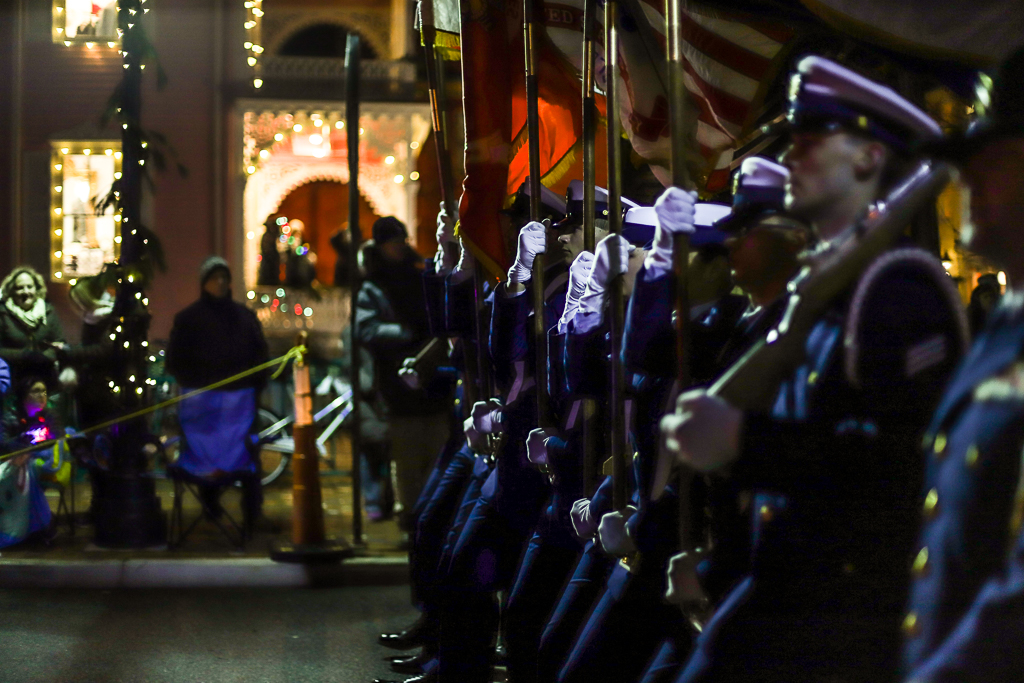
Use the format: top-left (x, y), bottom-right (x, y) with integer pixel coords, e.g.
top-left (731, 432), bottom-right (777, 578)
top-left (901, 45), bottom-right (1024, 683)
top-left (659, 56), bottom-right (969, 683)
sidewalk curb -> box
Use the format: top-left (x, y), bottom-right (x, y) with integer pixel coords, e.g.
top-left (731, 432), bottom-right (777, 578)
top-left (0, 556), bottom-right (410, 589)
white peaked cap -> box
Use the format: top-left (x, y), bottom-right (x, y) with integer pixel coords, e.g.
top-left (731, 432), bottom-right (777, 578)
top-left (793, 56), bottom-right (941, 142)
top-left (567, 179), bottom-right (638, 209)
top-left (738, 156), bottom-right (788, 189)
top-left (694, 203), bottom-right (732, 227)
top-left (523, 176), bottom-right (568, 214)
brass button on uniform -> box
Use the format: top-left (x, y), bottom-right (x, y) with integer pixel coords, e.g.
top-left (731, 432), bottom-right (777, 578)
top-left (933, 433), bottom-right (948, 458)
top-left (759, 505), bottom-right (774, 522)
top-left (902, 611), bottom-right (920, 637)
top-left (912, 547), bottom-right (929, 577)
top-left (923, 488), bottom-right (939, 519)
top-left (965, 444), bottom-right (980, 468)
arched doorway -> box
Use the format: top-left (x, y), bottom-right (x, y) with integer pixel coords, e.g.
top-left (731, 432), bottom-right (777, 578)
top-left (275, 180), bottom-right (380, 287)
top-left (278, 24), bottom-right (379, 59)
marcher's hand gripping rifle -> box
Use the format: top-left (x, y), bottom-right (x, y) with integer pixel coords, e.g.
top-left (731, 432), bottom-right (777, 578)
top-left (654, 160), bottom-right (953, 499)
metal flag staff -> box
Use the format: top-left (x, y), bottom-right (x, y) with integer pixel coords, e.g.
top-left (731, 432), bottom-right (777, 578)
top-left (422, 0), bottom-right (489, 413)
top-left (664, 0), bottom-right (699, 553)
top-left (580, 0), bottom-right (599, 496)
top-left (345, 33), bottom-right (365, 548)
top-left (525, 0), bottom-right (552, 429)
top-left (603, 0), bottom-right (629, 511)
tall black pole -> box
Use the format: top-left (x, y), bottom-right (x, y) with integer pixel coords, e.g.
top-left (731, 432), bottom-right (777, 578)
top-left (605, 0), bottom-right (627, 511)
top-left (93, 0), bottom-right (165, 549)
top-left (525, 0), bottom-right (551, 428)
top-left (345, 34), bottom-right (364, 547)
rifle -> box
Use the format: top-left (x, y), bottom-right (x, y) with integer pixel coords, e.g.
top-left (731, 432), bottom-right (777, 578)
top-left (653, 161), bottom-right (953, 498)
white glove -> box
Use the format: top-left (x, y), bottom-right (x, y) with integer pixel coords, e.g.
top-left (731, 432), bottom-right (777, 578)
top-left (434, 202), bottom-right (459, 274)
top-left (507, 221), bottom-right (547, 285)
top-left (665, 550), bottom-right (709, 606)
top-left (645, 188), bottom-right (697, 278)
top-left (398, 357), bottom-right (421, 389)
top-left (558, 251), bottom-right (595, 334)
top-left (450, 238), bottom-right (475, 283)
top-left (471, 399), bottom-right (504, 434)
top-left (598, 506), bottom-right (638, 556)
top-left (574, 234), bottom-right (630, 333)
top-left (464, 416), bottom-right (486, 452)
top-left (526, 428), bottom-right (553, 466)
top-left (570, 498), bottom-right (597, 540)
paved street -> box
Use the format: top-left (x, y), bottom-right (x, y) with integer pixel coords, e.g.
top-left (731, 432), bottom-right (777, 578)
top-left (0, 586), bottom-right (419, 682)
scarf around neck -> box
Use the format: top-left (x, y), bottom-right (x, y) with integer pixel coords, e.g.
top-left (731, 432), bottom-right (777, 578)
top-left (5, 297), bottom-right (47, 330)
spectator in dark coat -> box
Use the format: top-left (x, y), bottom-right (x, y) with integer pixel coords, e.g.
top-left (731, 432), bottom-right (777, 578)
top-left (0, 266), bottom-right (66, 386)
top-left (330, 229), bottom-right (352, 287)
top-left (166, 257), bottom-right (276, 531)
top-left (257, 217), bottom-right (282, 286)
top-left (356, 217), bottom-right (452, 531)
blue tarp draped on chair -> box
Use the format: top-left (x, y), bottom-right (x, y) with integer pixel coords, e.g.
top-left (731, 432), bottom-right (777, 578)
top-left (177, 388), bottom-right (258, 476)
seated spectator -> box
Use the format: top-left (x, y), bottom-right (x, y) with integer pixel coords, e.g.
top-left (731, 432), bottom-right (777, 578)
top-left (0, 266), bottom-right (65, 387)
top-left (0, 374), bottom-right (65, 547)
top-left (165, 256), bottom-right (278, 532)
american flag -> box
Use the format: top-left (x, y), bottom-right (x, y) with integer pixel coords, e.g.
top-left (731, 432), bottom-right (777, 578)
top-left (541, 0), bottom-right (795, 193)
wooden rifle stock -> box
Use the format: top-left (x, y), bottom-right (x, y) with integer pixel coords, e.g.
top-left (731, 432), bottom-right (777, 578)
top-left (709, 161), bottom-right (951, 409)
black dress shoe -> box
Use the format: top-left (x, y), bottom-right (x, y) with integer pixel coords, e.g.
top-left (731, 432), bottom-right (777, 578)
top-left (378, 616), bottom-right (431, 650)
top-left (389, 651), bottom-right (431, 674)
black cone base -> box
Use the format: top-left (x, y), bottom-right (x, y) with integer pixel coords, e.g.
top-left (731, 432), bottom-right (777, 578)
top-left (269, 538), bottom-right (353, 564)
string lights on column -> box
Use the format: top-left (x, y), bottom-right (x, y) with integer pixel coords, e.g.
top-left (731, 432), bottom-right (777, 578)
top-left (244, 0), bottom-right (264, 89)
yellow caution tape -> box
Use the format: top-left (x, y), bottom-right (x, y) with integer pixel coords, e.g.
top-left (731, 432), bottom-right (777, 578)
top-left (0, 345), bottom-right (307, 463)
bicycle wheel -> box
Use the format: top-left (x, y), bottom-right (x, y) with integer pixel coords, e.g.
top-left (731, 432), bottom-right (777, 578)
top-left (256, 407), bottom-right (292, 487)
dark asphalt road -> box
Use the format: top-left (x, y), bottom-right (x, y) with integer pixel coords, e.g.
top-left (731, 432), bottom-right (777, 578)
top-left (0, 586), bottom-right (419, 683)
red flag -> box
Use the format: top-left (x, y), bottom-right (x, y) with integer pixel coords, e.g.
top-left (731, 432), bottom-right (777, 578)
top-left (457, 0), bottom-right (517, 278)
top-left (458, 0), bottom-right (607, 278)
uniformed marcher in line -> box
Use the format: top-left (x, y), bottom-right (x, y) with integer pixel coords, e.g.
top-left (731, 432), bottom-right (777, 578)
top-left (660, 56), bottom-right (969, 683)
top-left (375, 183), bottom-right (568, 683)
top-left (901, 44), bottom-right (1024, 683)
top-left (642, 158), bottom-right (813, 683)
top-left (552, 197), bottom-right (744, 683)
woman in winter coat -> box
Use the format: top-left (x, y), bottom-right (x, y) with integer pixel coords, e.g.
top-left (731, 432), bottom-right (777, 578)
top-left (0, 266), bottom-right (66, 385)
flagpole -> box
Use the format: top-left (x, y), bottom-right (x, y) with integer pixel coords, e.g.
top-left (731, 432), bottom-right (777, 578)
top-left (665, 0), bottom-right (699, 554)
top-left (422, 0), bottom-right (488, 411)
top-left (604, 0), bottom-right (628, 512)
top-left (581, 0), bottom-right (598, 496)
top-left (524, 0), bottom-right (551, 428)
top-left (345, 33), bottom-right (365, 548)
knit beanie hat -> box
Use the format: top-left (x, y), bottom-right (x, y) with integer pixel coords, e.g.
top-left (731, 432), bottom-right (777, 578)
top-left (372, 216), bottom-right (407, 245)
top-left (199, 256), bottom-right (231, 285)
